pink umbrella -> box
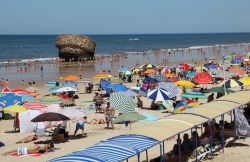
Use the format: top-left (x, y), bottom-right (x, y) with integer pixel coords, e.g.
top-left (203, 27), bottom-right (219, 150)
top-left (23, 102), bottom-right (47, 110)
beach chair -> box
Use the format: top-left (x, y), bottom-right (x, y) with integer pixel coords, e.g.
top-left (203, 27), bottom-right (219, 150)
top-left (187, 146), bottom-right (210, 162)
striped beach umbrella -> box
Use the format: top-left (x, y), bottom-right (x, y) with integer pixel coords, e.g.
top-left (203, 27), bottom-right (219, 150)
top-left (23, 102), bottom-right (47, 110)
top-left (19, 94), bottom-right (36, 102)
top-left (228, 67), bottom-right (245, 76)
top-left (181, 92), bottom-right (208, 99)
top-left (4, 105), bottom-right (27, 113)
top-left (147, 88), bottom-right (171, 101)
top-left (114, 112), bottom-right (146, 123)
top-left (110, 92), bottom-right (136, 113)
top-left (39, 96), bottom-right (64, 104)
top-left (194, 72), bottom-right (212, 84)
top-left (157, 82), bottom-right (179, 98)
top-left (220, 79), bottom-right (244, 88)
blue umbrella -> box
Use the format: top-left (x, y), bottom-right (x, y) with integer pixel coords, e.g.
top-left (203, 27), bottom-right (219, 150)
top-left (231, 58), bottom-right (242, 64)
top-left (63, 81), bottom-right (77, 87)
top-left (147, 88), bottom-right (171, 101)
top-left (142, 77), bottom-right (156, 83)
top-left (48, 87), bottom-right (59, 92)
top-left (186, 71), bottom-right (196, 79)
top-left (157, 82), bottom-right (179, 98)
top-left (206, 64), bottom-right (217, 69)
top-left (0, 93), bottom-right (23, 108)
top-left (155, 75), bottom-right (168, 82)
top-left (108, 84), bottom-right (128, 92)
top-left (18, 94), bottom-right (36, 102)
top-left (100, 80), bottom-right (111, 91)
top-left (181, 91), bottom-right (208, 99)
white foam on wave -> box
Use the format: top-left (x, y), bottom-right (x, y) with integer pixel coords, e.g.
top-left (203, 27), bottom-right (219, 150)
top-left (129, 38), bottom-right (140, 41)
top-left (0, 57), bottom-right (59, 64)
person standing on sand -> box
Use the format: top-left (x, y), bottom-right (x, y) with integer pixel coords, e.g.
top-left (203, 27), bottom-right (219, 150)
top-left (73, 116), bottom-right (90, 136)
top-left (104, 102), bottom-right (115, 129)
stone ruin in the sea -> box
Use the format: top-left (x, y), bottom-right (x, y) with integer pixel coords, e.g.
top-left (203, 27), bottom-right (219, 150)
top-left (55, 34), bottom-right (96, 61)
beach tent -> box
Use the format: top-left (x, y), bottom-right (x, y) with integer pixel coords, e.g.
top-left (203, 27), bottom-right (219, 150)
top-left (19, 109), bottom-right (42, 133)
top-left (48, 134), bottom-right (159, 162)
top-left (0, 93), bottom-right (23, 108)
top-left (194, 72), bottom-right (212, 84)
top-left (147, 88), bottom-right (171, 101)
top-left (108, 84), bottom-right (128, 92)
top-left (110, 92), bottom-right (136, 113)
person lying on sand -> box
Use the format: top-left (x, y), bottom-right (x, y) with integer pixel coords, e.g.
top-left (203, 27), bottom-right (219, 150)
top-left (90, 118), bottom-right (105, 124)
top-left (16, 135), bottom-right (38, 144)
top-left (2, 143), bottom-right (54, 156)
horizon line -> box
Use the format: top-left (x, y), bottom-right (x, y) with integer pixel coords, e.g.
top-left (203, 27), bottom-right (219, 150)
top-left (1, 32), bottom-right (250, 36)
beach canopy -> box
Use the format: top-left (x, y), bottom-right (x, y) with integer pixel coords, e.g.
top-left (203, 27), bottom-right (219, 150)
top-left (31, 112), bottom-right (70, 122)
top-left (0, 93), bottom-right (23, 108)
top-left (4, 105), bottom-right (27, 113)
top-left (220, 79), bottom-right (244, 88)
top-left (48, 134), bottom-right (159, 162)
top-left (147, 88), bottom-right (171, 101)
top-left (64, 75), bottom-right (79, 81)
top-left (54, 87), bottom-right (77, 93)
top-left (114, 112), bottom-right (146, 123)
top-left (157, 82), bottom-right (179, 98)
top-left (181, 91), bottom-right (208, 99)
top-left (194, 72), bottom-right (212, 84)
top-left (110, 92), bottom-right (136, 113)
top-left (228, 67), bottom-right (245, 76)
top-left (175, 80), bottom-right (195, 87)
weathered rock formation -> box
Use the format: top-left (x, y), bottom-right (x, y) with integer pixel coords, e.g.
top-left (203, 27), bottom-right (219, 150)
top-left (55, 34), bottom-right (96, 61)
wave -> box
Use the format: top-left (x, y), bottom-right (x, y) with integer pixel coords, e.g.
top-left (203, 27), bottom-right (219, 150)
top-left (129, 38), bottom-right (140, 41)
top-left (0, 57), bottom-right (59, 64)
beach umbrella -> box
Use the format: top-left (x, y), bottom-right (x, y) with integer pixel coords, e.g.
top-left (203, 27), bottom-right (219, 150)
top-left (157, 82), bottom-right (179, 98)
top-left (204, 87), bottom-right (234, 94)
top-left (31, 112), bottom-right (70, 122)
top-left (57, 107), bottom-right (86, 120)
top-left (220, 79), bottom-right (244, 88)
top-left (161, 67), bottom-right (170, 74)
top-left (93, 73), bottom-right (108, 79)
top-left (164, 73), bottom-right (175, 78)
top-left (231, 58), bottom-right (242, 64)
top-left (228, 67), bottom-right (245, 76)
top-left (39, 96), bottom-right (64, 104)
top-left (181, 92), bottom-right (208, 99)
top-left (139, 64), bottom-right (157, 69)
top-left (11, 89), bottom-right (31, 94)
top-left (108, 84), bottom-right (128, 92)
top-left (174, 102), bottom-right (186, 113)
top-left (114, 112), bottom-right (146, 123)
top-left (194, 72), bottom-right (212, 84)
top-left (122, 89), bottom-right (139, 97)
top-left (155, 75), bottom-right (168, 82)
top-left (0, 93), bottom-right (23, 108)
top-left (63, 75), bottom-right (79, 81)
top-left (179, 63), bottom-right (189, 71)
top-left (206, 64), bottom-right (217, 69)
top-left (142, 77), bottom-right (156, 83)
top-left (240, 77), bottom-right (250, 86)
top-left (215, 71), bottom-right (236, 79)
top-left (123, 70), bottom-right (133, 75)
top-left (175, 80), bottom-right (195, 87)
top-left (186, 71), bottom-right (196, 79)
top-left (23, 102), bottom-right (47, 110)
top-left (110, 92), bottom-right (136, 113)
top-left (147, 88), bottom-right (171, 101)
top-left (54, 87), bottom-right (77, 93)
top-left (144, 68), bottom-right (156, 74)
top-left (63, 81), bottom-right (77, 87)
top-left (4, 105), bottom-right (27, 113)
top-left (196, 66), bottom-right (208, 72)
top-left (48, 87), bottom-right (59, 92)
top-left (19, 94), bottom-right (36, 102)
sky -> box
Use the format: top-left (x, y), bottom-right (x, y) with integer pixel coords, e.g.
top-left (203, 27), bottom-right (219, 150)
top-left (0, 0), bottom-right (250, 34)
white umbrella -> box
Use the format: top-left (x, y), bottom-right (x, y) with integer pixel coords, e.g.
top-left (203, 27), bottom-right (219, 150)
top-left (54, 87), bottom-right (77, 93)
top-left (57, 107), bottom-right (86, 120)
top-left (147, 88), bottom-right (171, 102)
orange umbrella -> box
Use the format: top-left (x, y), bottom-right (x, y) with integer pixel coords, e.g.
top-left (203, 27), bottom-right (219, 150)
top-left (144, 68), bottom-right (156, 74)
top-left (164, 73), bottom-right (175, 78)
top-left (228, 67), bottom-right (245, 76)
top-left (93, 73), bottom-right (108, 79)
top-left (63, 75), bottom-right (80, 81)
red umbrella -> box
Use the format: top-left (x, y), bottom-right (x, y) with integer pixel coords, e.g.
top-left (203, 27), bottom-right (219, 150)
top-left (228, 67), bottom-right (245, 76)
top-left (11, 89), bottom-right (31, 94)
top-left (1, 88), bottom-right (11, 92)
top-left (179, 63), bottom-right (189, 71)
top-left (194, 72), bottom-right (212, 84)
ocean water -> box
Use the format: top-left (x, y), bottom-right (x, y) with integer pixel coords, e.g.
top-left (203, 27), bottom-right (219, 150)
top-left (0, 33), bottom-right (250, 62)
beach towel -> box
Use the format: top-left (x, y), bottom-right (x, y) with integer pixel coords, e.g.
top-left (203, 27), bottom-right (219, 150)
top-left (14, 153), bottom-right (44, 157)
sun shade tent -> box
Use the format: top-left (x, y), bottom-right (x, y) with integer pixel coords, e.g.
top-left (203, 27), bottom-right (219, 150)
top-left (48, 134), bottom-right (160, 162)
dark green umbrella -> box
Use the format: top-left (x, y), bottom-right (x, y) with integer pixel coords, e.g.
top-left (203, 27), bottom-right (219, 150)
top-left (204, 87), bottom-right (234, 94)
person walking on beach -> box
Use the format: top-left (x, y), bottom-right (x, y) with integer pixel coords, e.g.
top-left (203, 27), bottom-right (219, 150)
top-left (73, 116), bottom-right (90, 136)
top-left (104, 102), bottom-right (115, 129)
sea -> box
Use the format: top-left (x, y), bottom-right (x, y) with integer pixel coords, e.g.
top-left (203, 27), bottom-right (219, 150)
top-left (0, 33), bottom-right (250, 62)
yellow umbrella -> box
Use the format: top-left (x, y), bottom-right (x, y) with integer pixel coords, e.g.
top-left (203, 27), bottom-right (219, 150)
top-left (4, 105), bottom-right (27, 113)
top-left (175, 80), bottom-right (196, 87)
top-left (93, 73), bottom-right (108, 79)
top-left (107, 74), bottom-right (113, 78)
top-left (240, 77), bottom-right (250, 85)
top-left (164, 73), bottom-right (175, 78)
top-left (144, 68), bottom-right (156, 74)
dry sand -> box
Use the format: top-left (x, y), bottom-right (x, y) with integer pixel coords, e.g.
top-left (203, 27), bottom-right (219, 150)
top-left (0, 79), bottom-right (250, 162)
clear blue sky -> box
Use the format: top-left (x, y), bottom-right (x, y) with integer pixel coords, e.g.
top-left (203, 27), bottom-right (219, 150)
top-left (0, 0), bottom-right (250, 34)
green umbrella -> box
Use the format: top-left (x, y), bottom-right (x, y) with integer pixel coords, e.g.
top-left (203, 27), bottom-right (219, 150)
top-left (114, 112), bottom-right (146, 130)
top-left (204, 87), bottom-right (234, 94)
top-left (181, 92), bottom-right (208, 99)
top-left (39, 96), bottom-right (64, 104)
